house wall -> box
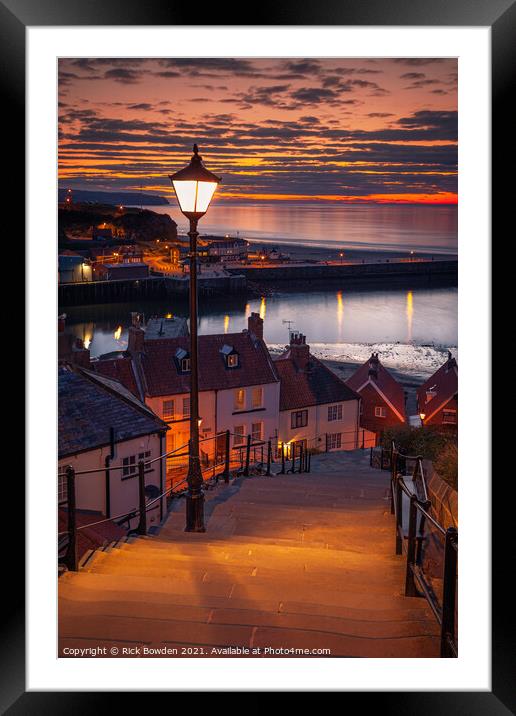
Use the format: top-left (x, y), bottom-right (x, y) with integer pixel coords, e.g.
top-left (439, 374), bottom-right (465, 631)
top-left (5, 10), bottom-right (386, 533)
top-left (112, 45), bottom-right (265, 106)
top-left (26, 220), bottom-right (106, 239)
top-left (216, 381), bottom-right (280, 447)
top-left (425, 395), bottom-right (458, 428)
top-left (278, 398), bottom-right (361, 452)
top-left (358, 382), bottom-right (405, 435)
top-left (58, 431), bottom-right (166, 530)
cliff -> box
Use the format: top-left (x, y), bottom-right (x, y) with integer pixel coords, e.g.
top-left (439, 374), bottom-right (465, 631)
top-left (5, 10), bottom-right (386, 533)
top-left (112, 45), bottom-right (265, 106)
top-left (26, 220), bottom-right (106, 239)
top-left (59, 205), bottom-right (178, 244)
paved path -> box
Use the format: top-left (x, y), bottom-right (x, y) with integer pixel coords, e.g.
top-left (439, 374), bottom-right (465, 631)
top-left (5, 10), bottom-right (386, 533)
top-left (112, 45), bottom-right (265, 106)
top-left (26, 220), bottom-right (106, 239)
top-left (59, 450), bottom-right (439, 658)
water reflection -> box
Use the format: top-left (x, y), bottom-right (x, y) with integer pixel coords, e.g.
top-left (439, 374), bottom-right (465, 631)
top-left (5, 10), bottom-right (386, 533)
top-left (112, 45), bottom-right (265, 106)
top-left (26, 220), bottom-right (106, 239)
top-left (336, 290), bottom-right (344, 333)
top-left (259, 296), bottom-right (267, 320)
top-left (62, 285), bottom-right (457, 358)
top-left (406, 290), bottom-right (413, 342)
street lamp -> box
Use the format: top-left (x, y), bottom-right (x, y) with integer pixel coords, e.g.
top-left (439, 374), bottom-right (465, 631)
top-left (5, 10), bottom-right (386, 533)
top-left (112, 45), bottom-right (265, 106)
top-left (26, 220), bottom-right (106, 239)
top-left (419, 411), bottom-right (426, 425)
top-left (169, 144), bottom-right (221, 532)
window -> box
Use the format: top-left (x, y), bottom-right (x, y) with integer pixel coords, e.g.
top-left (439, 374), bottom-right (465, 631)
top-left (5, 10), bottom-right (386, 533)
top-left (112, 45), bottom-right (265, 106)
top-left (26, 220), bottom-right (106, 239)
top-left (252, 387), bottom-right (263, 409)
top-left (291, 410), bottom-right (308, 429)
top-left (227, 353), bottom-right (239, 368)
top-left (374, 406), bottom-right (387, 418)
top-left (327, 433), bottom-right (342, 450)
top-left (328, 404), bottom-right (343, 422)
top-left (234, 388), bottom-right (245, 411)
top-left (122, 451), bottom-right (151, 479)
top-left (234, 425), bottom-right (245, 446)
top-left (175, 347), bottom-right (190, 373)
top-left (122, 455), bottom-right (136, 478)
top-left (183, 397), bottom-right (191, 418)
top-left (442, 410), bottom-right (457, 424)
top-left (252, 422), bottom-right (263, 442)
top-left (58, 466), bottom-right (68, 504)
top-left (163, 399), bottom-right (174, 421)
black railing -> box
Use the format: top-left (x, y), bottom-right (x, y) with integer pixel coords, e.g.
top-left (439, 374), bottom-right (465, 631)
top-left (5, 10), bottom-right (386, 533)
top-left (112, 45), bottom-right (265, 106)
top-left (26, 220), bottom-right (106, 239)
top-left (390, 441), bottom-right (458, 658)
top-left (59, 430), bottom-right (279, 572)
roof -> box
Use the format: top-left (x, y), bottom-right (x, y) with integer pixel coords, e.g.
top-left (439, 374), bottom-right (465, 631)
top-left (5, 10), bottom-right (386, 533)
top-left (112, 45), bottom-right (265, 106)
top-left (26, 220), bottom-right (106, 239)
top-left (274, 350), bottom-right (360, 411)
top-left (144, 317), bottom-right (189, 340)
top-left (90, 356), bottom-right (140, 398)
top-left (140, 331), bottom-right (279, 397)
top-left (346, 355), bottom-right (406, 419)
top-left (58, 366), bottom-right (167, 458)
top-left (417, 355), bottom-right (458, 419)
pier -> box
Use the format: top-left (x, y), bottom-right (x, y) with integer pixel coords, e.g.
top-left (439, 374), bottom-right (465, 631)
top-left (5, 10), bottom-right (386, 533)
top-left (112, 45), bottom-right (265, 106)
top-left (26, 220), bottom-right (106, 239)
top-left (227, 258), bottom-right (457, 284)
top-left (58, 273), bottom-right (247, 306)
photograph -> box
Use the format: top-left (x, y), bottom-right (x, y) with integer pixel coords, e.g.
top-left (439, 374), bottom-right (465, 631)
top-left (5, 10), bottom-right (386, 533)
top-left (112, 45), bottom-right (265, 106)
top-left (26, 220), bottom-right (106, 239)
top-left (56, 56), bottom-right (460, 660)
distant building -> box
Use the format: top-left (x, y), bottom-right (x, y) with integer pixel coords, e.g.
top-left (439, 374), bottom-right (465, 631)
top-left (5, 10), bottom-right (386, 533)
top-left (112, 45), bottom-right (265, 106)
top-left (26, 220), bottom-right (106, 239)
top-left (274, 332), bottom-right (362, 453)
top-left (92, 245), bottom-right (144, 265)
top-left (417, 352), bottom-right (458, 428)
top-left (58, 365), bottom-right (169, 530)
top-left (346, 353), bottom-right (406, 444)
top-left (203, 236), bottom-right (249, 262)
top-left (93, 262), bottom-right (149, 281)
top-left (58, 251), bottom-right (92, 283)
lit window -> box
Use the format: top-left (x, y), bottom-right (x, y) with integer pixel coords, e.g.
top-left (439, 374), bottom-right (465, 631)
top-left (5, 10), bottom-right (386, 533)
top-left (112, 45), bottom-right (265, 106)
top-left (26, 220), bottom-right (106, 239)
top-left (291, 410), bottom-right (308, 429)
top-left (374, 406), bottom-right (387, 418)
top-left (227, 353), bottom-right (239, 368)
top-left (252, 422), bottom-right (263, 442)
top-left (163, 399), bottom-right (174, 421)
top-left (252, 387), bottom-right (263, 409)
top-left (328, 404), bottom-right (343, 422)
top-left (183, 398), bottom-right (191, 418)
top-left (234, 425), bottom-right (245, 446)
top-left (234, 388), bottom-right (245, 411)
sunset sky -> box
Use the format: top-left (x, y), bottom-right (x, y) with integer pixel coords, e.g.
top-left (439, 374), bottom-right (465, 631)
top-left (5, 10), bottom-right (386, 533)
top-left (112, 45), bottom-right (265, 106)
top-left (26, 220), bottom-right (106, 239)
top-left (58, 58), bottom-right (457, 205)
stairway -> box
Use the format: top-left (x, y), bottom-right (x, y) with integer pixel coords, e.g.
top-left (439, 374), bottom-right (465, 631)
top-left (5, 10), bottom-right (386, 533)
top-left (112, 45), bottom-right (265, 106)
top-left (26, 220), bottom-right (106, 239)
top-left (59, 450), bottom-right (440, 658)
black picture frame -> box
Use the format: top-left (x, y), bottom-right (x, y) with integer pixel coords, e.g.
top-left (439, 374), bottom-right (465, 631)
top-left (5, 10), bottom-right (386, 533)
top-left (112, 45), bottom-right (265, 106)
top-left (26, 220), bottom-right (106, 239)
top-left (4, 0), bottom-right (509, 708)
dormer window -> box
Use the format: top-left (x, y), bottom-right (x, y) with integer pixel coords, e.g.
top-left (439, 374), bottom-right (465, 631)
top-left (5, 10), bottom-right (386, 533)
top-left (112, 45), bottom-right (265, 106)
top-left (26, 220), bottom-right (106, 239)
top-left (175, 347), bottom-right (190, 373)
top-left (220, 344), bottom-right (239, 368)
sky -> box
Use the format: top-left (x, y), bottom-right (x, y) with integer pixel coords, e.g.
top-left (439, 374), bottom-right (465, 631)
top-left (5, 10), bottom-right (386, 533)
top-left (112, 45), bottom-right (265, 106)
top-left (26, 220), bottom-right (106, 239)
top-left (58, 57), bottom-right (457, 205)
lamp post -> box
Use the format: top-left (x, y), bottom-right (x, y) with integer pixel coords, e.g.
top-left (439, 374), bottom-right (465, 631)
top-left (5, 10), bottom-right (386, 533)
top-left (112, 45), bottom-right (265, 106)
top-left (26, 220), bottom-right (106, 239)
top-left (169, 145), bottom-right (221, 532)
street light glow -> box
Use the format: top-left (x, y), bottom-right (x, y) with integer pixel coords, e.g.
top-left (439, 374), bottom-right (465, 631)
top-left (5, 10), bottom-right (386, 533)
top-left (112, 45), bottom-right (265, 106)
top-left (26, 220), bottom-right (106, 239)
top-left (169, 144), bottom-right (221, 220)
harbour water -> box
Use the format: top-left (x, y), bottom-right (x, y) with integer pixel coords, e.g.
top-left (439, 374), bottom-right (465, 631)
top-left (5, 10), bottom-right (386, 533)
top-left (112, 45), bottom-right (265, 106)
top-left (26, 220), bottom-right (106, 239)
top-left (62, 283), bottom-right (457, 374)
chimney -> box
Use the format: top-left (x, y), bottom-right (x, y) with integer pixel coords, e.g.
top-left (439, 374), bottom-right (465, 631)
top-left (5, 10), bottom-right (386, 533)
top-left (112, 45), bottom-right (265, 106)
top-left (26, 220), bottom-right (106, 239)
top-left (128, 325), bottom-right (145, 353)
top-left (368, 352), bottom-right (379, 380)
top-left (290, 332), bottom-right (310, 371)
top-left (248, 312), bottom-right (264, 340)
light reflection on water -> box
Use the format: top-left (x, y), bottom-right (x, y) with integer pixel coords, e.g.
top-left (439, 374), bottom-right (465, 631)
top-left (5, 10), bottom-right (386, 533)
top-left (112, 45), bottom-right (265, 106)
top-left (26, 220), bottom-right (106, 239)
top-left (63, 285), bottom-right (457, 358)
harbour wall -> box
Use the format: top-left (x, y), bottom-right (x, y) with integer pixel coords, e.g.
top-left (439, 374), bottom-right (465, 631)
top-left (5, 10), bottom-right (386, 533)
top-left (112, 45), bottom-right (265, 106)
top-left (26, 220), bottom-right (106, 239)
top-left (227, 259), bottom-right (457, 283)
top-left (58, 274), bottom-right (247, 306)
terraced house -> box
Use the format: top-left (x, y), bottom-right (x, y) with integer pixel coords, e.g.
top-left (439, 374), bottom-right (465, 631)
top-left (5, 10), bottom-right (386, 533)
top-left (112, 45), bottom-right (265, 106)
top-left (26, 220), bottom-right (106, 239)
top-left (274, 333), bottom-right (362, 454)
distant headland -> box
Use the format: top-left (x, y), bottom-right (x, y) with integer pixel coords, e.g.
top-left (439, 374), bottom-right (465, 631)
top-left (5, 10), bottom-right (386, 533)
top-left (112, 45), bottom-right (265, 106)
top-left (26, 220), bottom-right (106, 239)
top-left (58, 188), bottom-right (170, 206)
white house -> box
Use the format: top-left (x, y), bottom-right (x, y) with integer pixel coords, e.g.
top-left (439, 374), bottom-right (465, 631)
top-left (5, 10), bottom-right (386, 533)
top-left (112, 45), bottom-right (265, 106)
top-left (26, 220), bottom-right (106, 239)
top-left (274, 333), bottom-right (362, 454)
top-left (58, 365), bottom-right (169, 531)
top-left (96, 313), bottom-right (280, 488)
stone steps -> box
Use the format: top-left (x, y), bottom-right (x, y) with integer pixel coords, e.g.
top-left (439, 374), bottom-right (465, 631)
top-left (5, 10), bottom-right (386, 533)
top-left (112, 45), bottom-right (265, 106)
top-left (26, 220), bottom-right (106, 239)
top-left (59, 454), bottom-right (440, 658)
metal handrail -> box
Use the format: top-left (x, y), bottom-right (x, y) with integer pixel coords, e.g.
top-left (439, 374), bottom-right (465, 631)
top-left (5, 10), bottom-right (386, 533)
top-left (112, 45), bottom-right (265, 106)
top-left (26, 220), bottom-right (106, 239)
top-left (389, 440), bottom-right (458, 658)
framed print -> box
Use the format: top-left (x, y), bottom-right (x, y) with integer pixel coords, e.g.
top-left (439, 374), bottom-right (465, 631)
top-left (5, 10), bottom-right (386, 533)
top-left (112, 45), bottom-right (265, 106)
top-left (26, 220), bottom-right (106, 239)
top-left (3, 0), bottom-right (511, 706)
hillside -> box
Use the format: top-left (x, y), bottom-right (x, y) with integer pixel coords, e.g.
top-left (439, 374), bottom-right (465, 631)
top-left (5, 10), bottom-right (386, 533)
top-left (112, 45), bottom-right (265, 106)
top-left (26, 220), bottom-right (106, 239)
top-left (59, 205), bottom-right (178, 245)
